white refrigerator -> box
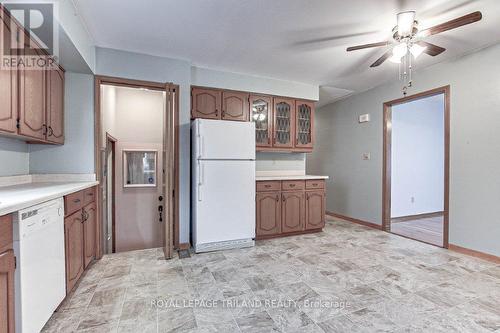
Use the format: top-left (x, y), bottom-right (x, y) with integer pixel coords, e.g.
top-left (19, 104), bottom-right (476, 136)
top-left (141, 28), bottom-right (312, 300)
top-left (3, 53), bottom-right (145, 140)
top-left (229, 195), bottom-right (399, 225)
top-left (192, 119), bottom-right (256, 253)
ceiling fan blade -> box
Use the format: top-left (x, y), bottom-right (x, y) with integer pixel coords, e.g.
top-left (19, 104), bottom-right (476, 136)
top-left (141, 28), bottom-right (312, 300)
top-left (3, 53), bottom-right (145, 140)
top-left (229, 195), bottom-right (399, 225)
top-left (370, 51), bottom-right (392, 67)
top-left (347, 41), bottom-right (389, 52)
top-left (417, 41), bottom-right (446, 56)
top-left (419, 11), bottom-right (482, 37)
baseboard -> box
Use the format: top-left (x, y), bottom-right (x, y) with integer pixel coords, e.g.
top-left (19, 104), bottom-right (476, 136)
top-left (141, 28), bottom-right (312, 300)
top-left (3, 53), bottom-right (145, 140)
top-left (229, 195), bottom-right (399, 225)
top-left (326, 211), bottom-right (383, 230)
top-left (392, 211), bottom-right (444, 223)
top-left (178, 242), bottom-right (191, 250)
top-left (449, 244), bottom-right (500, 264)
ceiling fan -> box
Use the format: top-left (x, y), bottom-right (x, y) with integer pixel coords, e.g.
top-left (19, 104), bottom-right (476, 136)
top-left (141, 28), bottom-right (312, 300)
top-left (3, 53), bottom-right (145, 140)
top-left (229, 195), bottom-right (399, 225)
top-left (347, 11), bottom-right (483, 68)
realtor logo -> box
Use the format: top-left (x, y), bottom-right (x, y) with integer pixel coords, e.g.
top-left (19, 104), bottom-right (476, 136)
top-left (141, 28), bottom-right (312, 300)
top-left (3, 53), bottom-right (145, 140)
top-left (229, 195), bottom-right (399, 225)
top-left (1, 1), bottom-right (59, 70)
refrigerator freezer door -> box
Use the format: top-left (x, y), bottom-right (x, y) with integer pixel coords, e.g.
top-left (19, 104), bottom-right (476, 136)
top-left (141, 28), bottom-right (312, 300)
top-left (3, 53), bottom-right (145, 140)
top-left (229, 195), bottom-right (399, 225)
top-left (193, 119), bottom-right (255, 160)
top-left (193, 160), bottom-right (255, 248)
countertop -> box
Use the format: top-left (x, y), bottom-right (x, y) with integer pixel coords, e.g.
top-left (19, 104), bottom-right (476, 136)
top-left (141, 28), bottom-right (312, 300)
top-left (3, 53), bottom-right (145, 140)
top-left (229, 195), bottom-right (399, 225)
top-left (256, 175), bottom-right (329, 181)
top-left (0, 181), bottom-right (98, 216)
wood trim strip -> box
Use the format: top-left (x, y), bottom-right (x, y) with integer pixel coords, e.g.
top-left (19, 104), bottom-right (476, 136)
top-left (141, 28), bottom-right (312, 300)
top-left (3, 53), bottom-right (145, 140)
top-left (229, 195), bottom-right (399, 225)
top-left (255, 227), bottom-right (322, 241)
top-left (178, 243), bottom-right (191, 250)
top-left (391, 211), bottom-right (444, 223)
top-left (382, 85), bottom-right (450, 248)
top-left (449, 244), bottom-right (500, 264)
top-left (326, 211), bottom-right (383, 230)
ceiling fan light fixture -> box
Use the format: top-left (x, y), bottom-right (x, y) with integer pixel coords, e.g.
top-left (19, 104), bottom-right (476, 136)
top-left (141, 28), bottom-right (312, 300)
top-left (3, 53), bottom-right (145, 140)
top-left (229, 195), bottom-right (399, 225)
top-left (410, 43), bottom-right (426, 59)
top-left (392, 43), bottom-right (408, 59)
top-left (389, 54), bottom-right (402, 64)
top-left (397, 11), bottom-right (416, 37)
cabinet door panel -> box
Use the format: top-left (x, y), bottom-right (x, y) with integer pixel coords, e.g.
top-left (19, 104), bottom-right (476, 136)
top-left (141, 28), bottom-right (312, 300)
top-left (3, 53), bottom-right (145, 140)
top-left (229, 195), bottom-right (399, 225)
top-left (65, 211), bottom-right (84, 293)
top-left (0, 16), bottom-right (17, 134)
top-left (250, 95), bottom-right (272, 147)
top-left (222, 91), bottom-right (249, 121)
top-left (47, 67), bottom-right (64, 144)
top-left (19, 49), bottom-right (46, 140)
top-left (83, 203), bottom-right (96, 268)
top-left (191, 88), bottom-right (221, 119)
top-left (306, 191), bottom-right (325, 230)
top-left (256, 192), bottom-right (281, 236)
top-left (273, 98), bottom-right (295, 148)
top-left (281, 191), bottom-right (305, 233)
top-left (0, 250), bottom-right (15, 333)
top-left (295, 101), bottom-right (314, 148)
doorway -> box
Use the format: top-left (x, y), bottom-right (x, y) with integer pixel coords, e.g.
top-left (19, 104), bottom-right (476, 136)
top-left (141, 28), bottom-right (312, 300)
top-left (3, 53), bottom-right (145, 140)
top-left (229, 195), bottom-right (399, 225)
top-left (95, 76), bottom-right (179, 259)
top-left (383, 86), bottom-right (450, 248)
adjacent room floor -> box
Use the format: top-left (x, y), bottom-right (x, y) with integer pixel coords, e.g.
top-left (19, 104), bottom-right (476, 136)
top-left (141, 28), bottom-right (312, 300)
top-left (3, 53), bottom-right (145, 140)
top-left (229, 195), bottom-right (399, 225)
top-left (391, 214), bottom-right (444, 247)
top-left (43, 217), bottom-right (500, 333)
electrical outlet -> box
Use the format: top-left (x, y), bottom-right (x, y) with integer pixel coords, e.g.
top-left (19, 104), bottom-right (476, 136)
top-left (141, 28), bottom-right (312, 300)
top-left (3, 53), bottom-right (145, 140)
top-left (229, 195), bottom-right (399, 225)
top-left (362, 153), bottom-right (371, 160)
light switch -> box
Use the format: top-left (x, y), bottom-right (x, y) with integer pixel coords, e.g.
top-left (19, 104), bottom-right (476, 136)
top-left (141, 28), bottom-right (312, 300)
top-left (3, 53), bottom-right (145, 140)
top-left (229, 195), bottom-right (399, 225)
top-left (362, 153), bottom-right (371, 160)
top-left (359, 114), bottom-right (370, 123)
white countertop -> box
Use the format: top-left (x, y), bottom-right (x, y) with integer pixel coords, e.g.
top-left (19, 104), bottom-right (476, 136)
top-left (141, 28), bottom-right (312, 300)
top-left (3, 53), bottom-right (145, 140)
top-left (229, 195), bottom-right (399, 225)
top-left (0, 181), bottom-right (98, 216)
top-left (256, 175), bottom-right (329, 181)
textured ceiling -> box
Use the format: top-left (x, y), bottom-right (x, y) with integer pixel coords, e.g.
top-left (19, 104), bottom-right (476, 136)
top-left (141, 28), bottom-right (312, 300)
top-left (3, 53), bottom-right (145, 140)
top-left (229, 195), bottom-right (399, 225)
top-left (74, 0), bottom-right (500, 103)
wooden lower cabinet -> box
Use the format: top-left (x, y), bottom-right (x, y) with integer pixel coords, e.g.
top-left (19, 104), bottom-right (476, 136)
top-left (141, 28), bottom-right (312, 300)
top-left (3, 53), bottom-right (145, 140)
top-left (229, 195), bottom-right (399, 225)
top-left (256, 180), bottom-right (325, 239)
top-left (281, 191), bottom-right (305, 233)
top-left (64, 210), bottom-right (84, 294)
top-left (64, 186), bottom-right (97, 294)
top-left (256, 192), bottom-right (281, 236)
top-left (0, 214), bottom-right (15, 333)
top-left (306, 190), bottom-right (326, 230)
top-left (83, 202), bottom-right (96, 268)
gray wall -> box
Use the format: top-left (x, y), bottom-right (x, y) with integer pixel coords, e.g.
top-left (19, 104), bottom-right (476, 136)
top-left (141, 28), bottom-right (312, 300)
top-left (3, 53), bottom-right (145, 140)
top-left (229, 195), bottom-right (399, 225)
top-left (308, 43), bottom-right (500, 256)
top-left (29, 72), bottom-right (95, 174)
top-left (0, 137), bottom-right (29, 176)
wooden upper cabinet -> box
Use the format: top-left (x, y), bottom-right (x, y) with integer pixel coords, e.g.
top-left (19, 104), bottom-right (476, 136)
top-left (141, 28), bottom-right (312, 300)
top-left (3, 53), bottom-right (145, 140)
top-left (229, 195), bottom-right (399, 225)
top-left (18, 48), bottom-right (46, 140)
top-left (0, 16), bottom-right (17, 134)
top-left (306, 190), bottom-right (325, 230)
top-left (191, 88), bottom-right (221, 119)
top-left (295, 100), bottom-right (314, 149)
top-left (222, 91), bottom-right (249, 121)
top-left (46, 67), bottom-right (64, 144)
top-left (273, 97), bottom-right (295, 148)
top-left (0, 250), bottom-right (15, 333)
top-left (64, 210), bottom-right (84, 294)
top-left (250, 95), bottom-right (272, 147)
top-left (83, 202), bottom-right (96, 268)
top-left (281, 191), bottom-right (305, 233)
top-left (256, 192), bottom-right (281, 237)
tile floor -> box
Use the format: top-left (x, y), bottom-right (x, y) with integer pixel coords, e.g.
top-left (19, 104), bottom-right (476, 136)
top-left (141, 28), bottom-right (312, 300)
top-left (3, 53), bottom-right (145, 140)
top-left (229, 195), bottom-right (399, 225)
top-left (391, 215), bottom-right (444, 247)
top-left (43, 217), bottom-right (500, 333)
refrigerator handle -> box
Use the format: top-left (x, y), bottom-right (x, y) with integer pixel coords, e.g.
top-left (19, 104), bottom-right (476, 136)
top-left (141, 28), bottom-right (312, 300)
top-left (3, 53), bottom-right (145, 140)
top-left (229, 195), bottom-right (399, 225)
top-left (197, 161), bottom-right (204, 201)
top-left (197, 121), bottom-right (203, 159)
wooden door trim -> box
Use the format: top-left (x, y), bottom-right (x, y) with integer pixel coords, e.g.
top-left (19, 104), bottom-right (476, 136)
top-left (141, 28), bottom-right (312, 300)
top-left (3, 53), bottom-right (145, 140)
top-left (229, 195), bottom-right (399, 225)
top-left (272, 97), bottom-right (296, 148)
top-left (249, 94), bottom-right (273, 147)
top-left (105, 133), bottom-right (117, 253)
top-left (382, 85), bottom-right (450, 248)
top-left (294, 100), bottom-right (315, 149)
top-left (94, 75), bottom-right (181, 257)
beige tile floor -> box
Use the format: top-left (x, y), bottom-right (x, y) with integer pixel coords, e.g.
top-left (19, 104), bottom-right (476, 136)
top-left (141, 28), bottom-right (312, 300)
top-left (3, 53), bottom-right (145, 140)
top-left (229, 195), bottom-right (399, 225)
top-left (42, 217), bottom-right (500, 333)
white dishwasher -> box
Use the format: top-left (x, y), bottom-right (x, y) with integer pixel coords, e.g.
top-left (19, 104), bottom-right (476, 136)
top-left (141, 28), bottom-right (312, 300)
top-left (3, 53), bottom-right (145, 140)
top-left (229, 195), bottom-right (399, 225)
top-left (13, 198), bottom-right (66, 333)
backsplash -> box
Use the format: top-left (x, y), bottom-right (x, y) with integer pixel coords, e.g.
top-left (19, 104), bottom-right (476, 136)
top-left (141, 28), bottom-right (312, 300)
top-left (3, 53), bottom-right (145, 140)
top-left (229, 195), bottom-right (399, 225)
top-left (0, 137), bottom-right (29, 176)
top-left (256, 152), bottom-right (306, 173)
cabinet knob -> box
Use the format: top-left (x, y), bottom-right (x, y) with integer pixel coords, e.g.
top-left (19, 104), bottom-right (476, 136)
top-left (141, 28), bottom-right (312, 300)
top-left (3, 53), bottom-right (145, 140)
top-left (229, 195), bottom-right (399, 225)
top-left (42, 124), bottom-right (48, 135)
top-left (221, 110), bottom-right (225, 118)
top-left (215, 109), bottom-right (218, 117)
top-left (48, 126), bottom-right (54, 136)
top-left (275, 195), bottom-right (279, 202)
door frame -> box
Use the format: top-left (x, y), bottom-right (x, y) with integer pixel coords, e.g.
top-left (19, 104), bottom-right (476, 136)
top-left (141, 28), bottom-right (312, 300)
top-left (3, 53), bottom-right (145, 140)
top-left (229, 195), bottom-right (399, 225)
top-left (105, 132), bottom-right (117, 253)
top-left (382, 85), bottom-right (450, 248)
top-left (94, 75), bottom-right (180, 258)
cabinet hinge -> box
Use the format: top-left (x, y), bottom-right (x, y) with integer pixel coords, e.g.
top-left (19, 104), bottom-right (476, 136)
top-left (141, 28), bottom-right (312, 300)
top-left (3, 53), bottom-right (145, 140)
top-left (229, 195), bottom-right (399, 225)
top-left (15, 30), bottom-right (20, 43)
top-left (14, 256), bottom-right (17, 269)
top-left (16, 118), bottom-right (20, 129)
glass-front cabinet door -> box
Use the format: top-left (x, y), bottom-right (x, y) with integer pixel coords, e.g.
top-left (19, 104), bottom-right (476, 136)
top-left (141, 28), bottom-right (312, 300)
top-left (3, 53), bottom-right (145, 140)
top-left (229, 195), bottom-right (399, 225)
top-left (273, 97), bottom-right (295, 148)
top-left (250, 95), bottom-right (272, 147)
top-left (295, 101), bottom-right (314, 148)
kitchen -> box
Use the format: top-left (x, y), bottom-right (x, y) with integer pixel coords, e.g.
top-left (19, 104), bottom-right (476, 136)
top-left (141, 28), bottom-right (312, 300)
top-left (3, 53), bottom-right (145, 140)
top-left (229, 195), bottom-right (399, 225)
top-left (0, 3), bottom-right (327, 331)
top-left (2, 1), bottom-right (500, 332)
